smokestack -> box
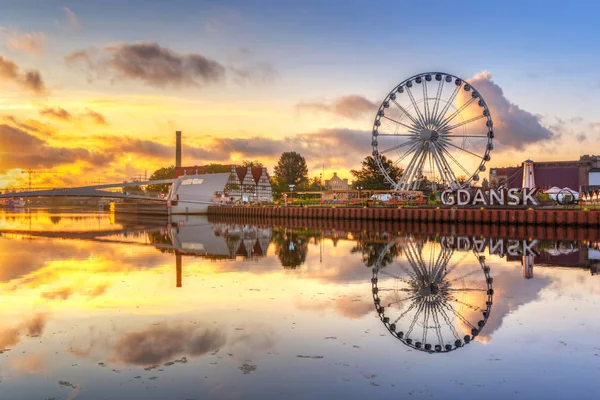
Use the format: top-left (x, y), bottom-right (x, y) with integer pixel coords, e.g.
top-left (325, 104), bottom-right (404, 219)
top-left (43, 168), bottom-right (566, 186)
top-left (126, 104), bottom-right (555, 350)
top-left (175, 131), bottom-right (182, 168)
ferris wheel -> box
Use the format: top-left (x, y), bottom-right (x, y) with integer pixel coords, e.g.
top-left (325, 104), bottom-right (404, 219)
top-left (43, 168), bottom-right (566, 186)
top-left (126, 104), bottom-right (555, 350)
top-left (371, 237), bottom-right (494, 353)
top-left (372, 72), bottom-right (494, 191)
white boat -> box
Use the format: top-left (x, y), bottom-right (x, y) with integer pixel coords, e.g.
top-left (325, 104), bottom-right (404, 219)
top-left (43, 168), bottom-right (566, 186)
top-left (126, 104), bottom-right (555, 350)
top-left (167, 173), bottom-right (231, 215)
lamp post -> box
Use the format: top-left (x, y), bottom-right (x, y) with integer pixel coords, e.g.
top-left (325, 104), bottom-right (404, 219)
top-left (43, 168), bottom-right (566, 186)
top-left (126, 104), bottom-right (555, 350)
top-left (358, 186), bottom-right (363, 204)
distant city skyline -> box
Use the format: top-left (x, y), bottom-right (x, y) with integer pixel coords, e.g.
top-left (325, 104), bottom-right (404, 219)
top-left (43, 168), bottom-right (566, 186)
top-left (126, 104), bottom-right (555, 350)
top-left (1, 0), bottom-right (599, 188)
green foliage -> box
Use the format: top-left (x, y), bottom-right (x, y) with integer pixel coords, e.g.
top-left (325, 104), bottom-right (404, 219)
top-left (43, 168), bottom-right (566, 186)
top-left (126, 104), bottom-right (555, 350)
top-left (274, 151), bottom-right (308, 186)
top-left (298, 176), bottom-right (323, 191)
top-left (350, 155), bottom-right (402, 190)
top-left (535, 191), bottom-right (552, 203)
top-left (269, 175), bottom-right (288, 200)
top-left (271, 228), bottom-right (309, 269)
top-left (482, 177), bottom-right (489, 191)
top-left (350, 240), bottom-right (403, 268)
top-left (242, 160), bottom-right (264, 168)
top-left (203, 164), bottom-right (231, 173)
top-left (146, 166), bottom-right (175, 193)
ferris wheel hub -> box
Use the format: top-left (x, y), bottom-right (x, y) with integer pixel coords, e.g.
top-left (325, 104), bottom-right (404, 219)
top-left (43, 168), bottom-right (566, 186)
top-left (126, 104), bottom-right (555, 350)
top-left (420, 128), bottom-right (434, 141)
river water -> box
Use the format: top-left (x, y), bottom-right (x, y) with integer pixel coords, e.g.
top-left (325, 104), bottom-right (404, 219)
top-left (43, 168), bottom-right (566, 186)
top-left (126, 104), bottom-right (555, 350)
top-left (0, 210), bottom-right (599, 400)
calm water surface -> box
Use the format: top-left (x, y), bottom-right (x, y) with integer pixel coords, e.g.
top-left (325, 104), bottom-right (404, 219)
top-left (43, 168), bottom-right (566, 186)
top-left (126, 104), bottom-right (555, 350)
top-left (0, 210), bottom-right (599, 400)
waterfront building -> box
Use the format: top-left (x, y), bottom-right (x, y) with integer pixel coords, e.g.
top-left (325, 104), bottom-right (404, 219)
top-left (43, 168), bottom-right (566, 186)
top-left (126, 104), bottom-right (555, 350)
top-left (174, 164), bottom-right (273, 203)
top-left (489, 155), bottom-right (600, 192)
top-left (325, 172), bottom-right (350, 190)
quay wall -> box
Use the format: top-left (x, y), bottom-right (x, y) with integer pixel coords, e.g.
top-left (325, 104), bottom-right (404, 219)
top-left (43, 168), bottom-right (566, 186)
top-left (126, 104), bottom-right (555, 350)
top-left (207, 206), bottom-right (600, 228)
top-left (207, 214), bottom-right (600, 243)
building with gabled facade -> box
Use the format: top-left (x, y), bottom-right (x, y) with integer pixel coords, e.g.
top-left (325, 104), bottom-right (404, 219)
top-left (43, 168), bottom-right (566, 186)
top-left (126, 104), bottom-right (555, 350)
top-left (325, 172), bottom-right (350, 190)
top-left (174, 164), bottom-right (273, 203)
top-left (226, 165), bottom-right (273, 203)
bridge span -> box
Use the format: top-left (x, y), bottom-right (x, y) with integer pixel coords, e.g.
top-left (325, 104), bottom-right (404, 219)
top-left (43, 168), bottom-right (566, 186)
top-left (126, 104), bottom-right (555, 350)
top-left (0, 179), bottom-right (176, 202)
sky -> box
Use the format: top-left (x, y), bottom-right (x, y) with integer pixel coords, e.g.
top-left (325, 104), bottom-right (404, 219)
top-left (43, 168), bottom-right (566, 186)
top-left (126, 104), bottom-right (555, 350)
top-left (0, 0), bottom-right (599, 188)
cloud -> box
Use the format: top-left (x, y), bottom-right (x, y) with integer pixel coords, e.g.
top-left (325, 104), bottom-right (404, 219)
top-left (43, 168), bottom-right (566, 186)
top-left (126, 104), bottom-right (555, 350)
top-left (10, 353), bottom-right (47, 375)
top-left (1, 27), bottom-right (45, 55)
top-left (230, 62), bottom-right (277, 85)
top-left (0, 124), bottom-right (112, 171)
top-left (464, 71), bottom-right (554, 148)
top-left (63, 7), bottom-right (81, 28)
top-left (111, 324), bottom-right (226, 365)
top-left (296, 95), bottom-right (378, 119)
top-left (0, 55), bottom-right (46, 94)
top-left (66, 42), bottom-right (226, 89)
top-left (41, 287), bottom-right (73, 300)
top-left (85, 109), bottom-right (108, 125)
top-left (0, 314), bottom-right (48, 349)
top-left (39, 107), bottom-right (72, 121)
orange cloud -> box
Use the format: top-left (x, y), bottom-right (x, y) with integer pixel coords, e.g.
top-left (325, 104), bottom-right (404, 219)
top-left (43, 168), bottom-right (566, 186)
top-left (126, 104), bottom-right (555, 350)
top-left (0, 55), bottom-right (46, 94)
top-left (39, 107), bottom-right (72, 121)
top-left (41, 287), bottom-right (73, 300)
top-left (1, 27), bottom-right (45, 55)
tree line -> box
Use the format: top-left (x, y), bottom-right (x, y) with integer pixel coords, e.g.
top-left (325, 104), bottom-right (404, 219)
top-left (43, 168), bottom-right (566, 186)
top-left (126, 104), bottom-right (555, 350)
top-left (144, 152), bottom-right (426, 197)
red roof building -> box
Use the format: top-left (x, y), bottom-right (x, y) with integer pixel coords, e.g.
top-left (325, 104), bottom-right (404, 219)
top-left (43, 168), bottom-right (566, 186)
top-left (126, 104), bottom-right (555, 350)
top-left (489, 155), bottom-right (600, 191)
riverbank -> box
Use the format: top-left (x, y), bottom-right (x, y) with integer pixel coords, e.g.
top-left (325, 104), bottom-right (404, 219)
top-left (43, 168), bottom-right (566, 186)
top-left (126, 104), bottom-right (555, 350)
top-left (207, 205), bottom-right (600, 227)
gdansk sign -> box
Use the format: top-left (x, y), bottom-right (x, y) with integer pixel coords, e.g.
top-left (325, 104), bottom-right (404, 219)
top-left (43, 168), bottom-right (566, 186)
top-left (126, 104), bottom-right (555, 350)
top-left (441, 188), bottom-right (539, 206)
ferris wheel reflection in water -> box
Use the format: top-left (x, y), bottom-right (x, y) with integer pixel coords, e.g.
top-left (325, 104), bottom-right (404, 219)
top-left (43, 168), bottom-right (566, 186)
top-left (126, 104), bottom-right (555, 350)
top-left (371, 237), bottom-right (494, 353)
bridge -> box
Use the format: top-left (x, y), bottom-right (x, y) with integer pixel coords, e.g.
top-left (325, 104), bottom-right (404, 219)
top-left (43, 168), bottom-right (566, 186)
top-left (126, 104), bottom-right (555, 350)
top-left (0, 179), bottom-right (176, 202)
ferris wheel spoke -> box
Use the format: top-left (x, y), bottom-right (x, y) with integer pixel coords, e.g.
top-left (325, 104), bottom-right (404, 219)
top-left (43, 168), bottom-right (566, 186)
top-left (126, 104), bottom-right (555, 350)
top-left (437, 304), bottom-right (463, 341)
top-left (447, 268), bottom-right (482, 283)
top-left (431, 143), bottom-right (460, 184)
top-left (409, 149), bottom-right (429, 190)
top-left (442, 252), bottom-right (470, 278)
top-left (433, 85), bottom-right (461, 127)
top-left (381, 116), bottom-right (421, 133)
top-left (441, 302), bottom-right (477, 330)
top-left (398, 145), bottom-right (425, 188)
top-left (405, 301), bottom-right (426, 338)
top-left (447, 288), bottom-right (486, 292)
top-left (436, 144), bottom-right (473, 181)
top-left (405, 87), bottom-right (427, 128)
top-left (430, 79), bottom-right (445, 124)
top-left (391, 300), bottom-right (420, 326)
top-left (443, 134), bottom-right (489, 138)
top-left (441, 140), bottom-right (484, 160)
top-left (422, 303), bottom-right (431, 345)
top-left (379, 269), bottom-right (412, 283)
top-left (431, 306), bottom-right (445, 347)
top-left (392, 99), bottom-right (420, 127)
top-left (429, 146), bottom-right (450, 188)
top-left (377, 133), bottom-right (418, 138)
top-left (380, 139), bottom-right (417, 155)
top-left (430, 146), bottom-right (452, 186)
top-left (438, 97), bottom-right (478, 131)
top-left (448, 296), bottom-right (483, 312)
top-left (386, 294), bottom-right (418, 308)
top-left (422, 80), bottom-right (430, 125)
top-left (440, 114), bottom-right (486, 133)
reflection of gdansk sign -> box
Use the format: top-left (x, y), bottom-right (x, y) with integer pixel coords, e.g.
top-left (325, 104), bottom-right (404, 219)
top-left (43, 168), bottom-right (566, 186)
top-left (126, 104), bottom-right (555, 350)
top-left (441, 188), bottom-right (539, 206)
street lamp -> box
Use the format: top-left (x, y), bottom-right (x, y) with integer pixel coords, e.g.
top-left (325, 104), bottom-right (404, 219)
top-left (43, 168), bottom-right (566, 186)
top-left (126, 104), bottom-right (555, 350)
top-left (358, 186), bottom-right (363, 203)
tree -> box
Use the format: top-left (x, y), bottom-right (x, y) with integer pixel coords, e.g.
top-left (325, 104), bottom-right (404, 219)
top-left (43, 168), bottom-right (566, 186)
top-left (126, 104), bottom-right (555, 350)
top-left (482, 178), bottom-right (489, 191)
top-left (146, 166), bottom-right (175, 193)
top-left (203, 164), bottom-right (230, 173)
top-left (274, 152), bottom-right (308, 187)
top-left (457, 175), bottom-right (467, 185)
top-left (242, 160), bottom-right (264, 168)
top-left (350, 155), bottom-right (402, 190)
top-left (298, 176), bottom-right (322, 191)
